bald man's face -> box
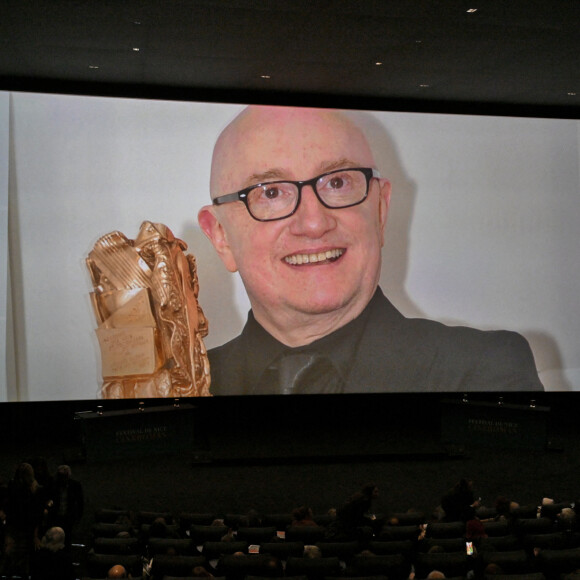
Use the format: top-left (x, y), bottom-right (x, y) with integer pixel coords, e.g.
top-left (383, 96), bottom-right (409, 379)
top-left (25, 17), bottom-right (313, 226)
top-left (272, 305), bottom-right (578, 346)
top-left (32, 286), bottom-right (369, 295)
top-left (199, 107), bottom-right (390, 342)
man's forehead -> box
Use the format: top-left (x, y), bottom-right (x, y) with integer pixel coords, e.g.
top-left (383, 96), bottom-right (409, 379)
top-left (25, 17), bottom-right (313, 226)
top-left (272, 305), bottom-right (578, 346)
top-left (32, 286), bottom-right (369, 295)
top-left (211, 106), bottom-right (375, 195)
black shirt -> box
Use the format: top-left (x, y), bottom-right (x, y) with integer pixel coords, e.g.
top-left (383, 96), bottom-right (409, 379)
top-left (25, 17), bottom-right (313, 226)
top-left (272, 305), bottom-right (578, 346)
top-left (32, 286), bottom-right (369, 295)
top-left (240, 290), bottom-right (379, 394)
top-left (208, 287), bottom-right (544, 395)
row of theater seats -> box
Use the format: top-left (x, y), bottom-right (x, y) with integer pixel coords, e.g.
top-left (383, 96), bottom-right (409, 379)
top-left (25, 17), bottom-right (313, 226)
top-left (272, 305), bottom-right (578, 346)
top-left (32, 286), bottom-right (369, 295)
top-left (82, 505), bottom-right (579, 580)
top-left (84, 549), bottom-right (580, 580)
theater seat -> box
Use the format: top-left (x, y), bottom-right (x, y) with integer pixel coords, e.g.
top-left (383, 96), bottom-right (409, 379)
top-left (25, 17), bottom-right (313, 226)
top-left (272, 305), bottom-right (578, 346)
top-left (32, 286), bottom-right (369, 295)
top-left (149, 554), bottom-right (207, 580)
top-left (286, 526), bottom-right (326, 543)
top-left (387, 511), bottom-right (426, 526)
top-left (91, 522), bottom-right (134, 539)
top-left (522, 532), bottom-right (569, 551)
top-left (140, 522), bottom-right (181, 540)
top-left (484, 574), bottom-right (546, 580)
top-left (147, 537), bottom-right (196, 556)
top-left (368, 540), bottom-right (413, 556)
top-left (202, 541), bottom-right (249, 559)
top-left (425, 537), bottom-right (466, 553)
top-left (260, 541), bottom-right (305, 560)
top-left (190, 524), bottom-right (230, 544)
top-left (333, 576), bottom-right (388, 580)
top-left (93, 536), bottom-right (140, 555)
top-left (247, 576), bottom-right (307, 580)
top-left (414, 552), bottom-right (471, 578)
top-left (536, 547), bottom-right (580, 577)
top-left (216, 553), bottom-right (284, 580)
top-left (263, 513), bottom-right (294, 530)
top-left (511, 506), bottom-right (539, 519)
top-left (315, 540), bottom-right (359, 561)
top-left (515, 518), bottom-right (554, 536)
top-left (426, 521), bottom-right (465, 539)
top-left (94, 507), bottom-right (131, 523)
top-left (477, 506), bottom-right (498, 520)
top-left (178, 512), bottom-right (218, 531)
top-left (378, 524), bottom-right (420, 541)
top-left (479, 534), bottom-right (521, 552)
top-left (483, 520), bottom-right (510, 537)
top-left (236, 526), bottom-right (277, 544)
top-left (351, 553), bottom-right (408, 579)
top-left (481, 549), bottom-right (531, 574)
top-left (138, 510), bottom-right (174, 525)
top-left (285, 556), bottom-right (342, 580)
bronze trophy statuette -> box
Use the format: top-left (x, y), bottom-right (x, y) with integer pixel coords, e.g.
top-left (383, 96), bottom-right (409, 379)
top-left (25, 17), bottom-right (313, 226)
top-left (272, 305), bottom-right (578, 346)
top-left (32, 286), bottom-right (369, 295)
top-left (86, 221), bottom-right (211, 398)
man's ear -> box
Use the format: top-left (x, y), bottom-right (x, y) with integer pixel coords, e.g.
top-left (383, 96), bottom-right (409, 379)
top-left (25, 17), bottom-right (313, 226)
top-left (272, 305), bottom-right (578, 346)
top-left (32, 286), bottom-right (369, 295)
top-left (378, 178), bottom-right (391, 246)
top-left (197, 205), bottom-right (239, 272)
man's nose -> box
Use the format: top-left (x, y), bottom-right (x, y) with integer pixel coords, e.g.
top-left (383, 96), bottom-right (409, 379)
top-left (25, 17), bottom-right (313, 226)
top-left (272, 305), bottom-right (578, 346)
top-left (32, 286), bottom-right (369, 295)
top-left (288, 185), bottom-right (337, 237)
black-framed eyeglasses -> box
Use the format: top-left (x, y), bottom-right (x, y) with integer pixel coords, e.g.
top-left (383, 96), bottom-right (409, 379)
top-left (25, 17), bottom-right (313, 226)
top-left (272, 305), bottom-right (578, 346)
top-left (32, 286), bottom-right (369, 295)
top-left (212, 167), bottom-right (381, 222)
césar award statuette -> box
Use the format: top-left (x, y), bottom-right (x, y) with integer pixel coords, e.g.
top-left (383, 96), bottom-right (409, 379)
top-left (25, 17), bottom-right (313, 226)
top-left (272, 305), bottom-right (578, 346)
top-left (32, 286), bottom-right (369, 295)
top-left (86, 221), bottom-right (211, 398)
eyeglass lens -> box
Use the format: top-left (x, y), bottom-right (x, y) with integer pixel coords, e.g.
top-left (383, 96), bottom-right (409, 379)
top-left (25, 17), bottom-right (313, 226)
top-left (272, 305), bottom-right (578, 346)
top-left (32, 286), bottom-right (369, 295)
top-left (248, 169), bottom-right (369, 221)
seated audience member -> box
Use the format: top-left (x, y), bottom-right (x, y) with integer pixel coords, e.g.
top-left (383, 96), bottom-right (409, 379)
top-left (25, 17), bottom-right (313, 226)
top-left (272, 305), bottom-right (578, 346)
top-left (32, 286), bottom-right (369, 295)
top-left (427, 571), bottom-right (446, 579)
top-left (303, 545), bottom-right (322, 558)
top-left (558, 506), bottom-right (577, 531)
top-left (30, 526), bottom-right (74, 580)
top-left (193, 564), bottom-right (214, 578)
top-left (240, 508), bottom-right (264, 527)
top-left (292, 506), bottom-right (318, 526)
top-left (198, 105), bottom-right (544, 395)
top-left (465, 507), bottom-right (488, 543)
top-left (492, 496), bottom-right (519, 534)
top-left (494, 495), bottom-right (512, 519)
top-left (221, 527), bottom-right (236, 542)
top-left (107, 564), bottom-right (128, 578)
top-left (484, 562), bottom-right (505, 575)
top-left (147, 515), bottom-right (180, 539)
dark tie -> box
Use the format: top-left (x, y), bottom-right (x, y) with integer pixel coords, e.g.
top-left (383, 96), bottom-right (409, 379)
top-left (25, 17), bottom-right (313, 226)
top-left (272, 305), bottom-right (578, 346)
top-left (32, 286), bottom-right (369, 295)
top-left (277, 352), bottom-right (344, 394)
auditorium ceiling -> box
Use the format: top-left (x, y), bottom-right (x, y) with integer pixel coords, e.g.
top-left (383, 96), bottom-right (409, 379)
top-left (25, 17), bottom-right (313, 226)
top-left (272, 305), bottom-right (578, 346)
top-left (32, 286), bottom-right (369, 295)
top-left (1, 0), bottom-right (578, 117)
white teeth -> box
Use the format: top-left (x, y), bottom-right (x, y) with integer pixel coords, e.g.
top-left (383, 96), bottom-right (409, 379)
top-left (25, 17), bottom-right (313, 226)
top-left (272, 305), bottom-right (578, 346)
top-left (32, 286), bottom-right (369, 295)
top-left (284, 248), bottom-right (344, 265)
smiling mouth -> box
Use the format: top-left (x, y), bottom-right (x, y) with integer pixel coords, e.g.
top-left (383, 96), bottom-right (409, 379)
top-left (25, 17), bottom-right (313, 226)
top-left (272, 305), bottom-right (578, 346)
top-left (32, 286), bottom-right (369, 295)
top-left (284, 248), bottom-right (345, 266)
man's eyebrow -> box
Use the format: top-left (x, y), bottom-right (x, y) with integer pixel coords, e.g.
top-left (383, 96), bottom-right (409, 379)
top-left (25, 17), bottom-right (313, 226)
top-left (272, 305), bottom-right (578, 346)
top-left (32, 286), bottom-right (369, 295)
top-left (243, 158), bottom-right (364, 188)
top-left (244, 169), bottom-right (287, 187)
top-left (316, 158), bottom-right (364, 173)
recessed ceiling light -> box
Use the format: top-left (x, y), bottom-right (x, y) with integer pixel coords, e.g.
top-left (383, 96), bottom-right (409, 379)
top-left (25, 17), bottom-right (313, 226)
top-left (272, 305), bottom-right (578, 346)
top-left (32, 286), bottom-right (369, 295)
top-left (260, 75), bottom-right (271, 79)
top-left (88, 65), bottom-right (100, 69)
top-left (567, 92), bottom-right (577, 96)
top-left (375, 62), bottom-right (383, 66)
top-left (419, 84), bottom-right (430, 88)
top-left (467, 8), bottom-right (478, 13)
top-left (132, 47), bottom-right (140, 52)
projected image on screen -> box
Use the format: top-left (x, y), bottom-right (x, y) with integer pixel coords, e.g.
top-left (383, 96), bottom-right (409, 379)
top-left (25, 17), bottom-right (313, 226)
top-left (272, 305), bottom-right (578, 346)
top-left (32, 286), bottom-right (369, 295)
top-left (2, 93), bottom-right (579, 400)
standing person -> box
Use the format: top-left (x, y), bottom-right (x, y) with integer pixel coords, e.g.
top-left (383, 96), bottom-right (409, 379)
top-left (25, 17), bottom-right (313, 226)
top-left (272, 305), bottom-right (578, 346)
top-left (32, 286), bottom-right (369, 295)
top-left (327, 483), bottom-right (381, 541)
top-left (441, 478), bottom-right (479, 522)
top-left (3, 463), bottom-right (45, 577)
top-left (47, 465), bottom-right (83, 548)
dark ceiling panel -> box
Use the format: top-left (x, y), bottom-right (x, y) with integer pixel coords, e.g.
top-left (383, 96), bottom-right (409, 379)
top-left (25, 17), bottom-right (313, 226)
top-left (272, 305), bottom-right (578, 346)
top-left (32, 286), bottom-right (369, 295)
top-left (0, 0), bottom-right (578, 117)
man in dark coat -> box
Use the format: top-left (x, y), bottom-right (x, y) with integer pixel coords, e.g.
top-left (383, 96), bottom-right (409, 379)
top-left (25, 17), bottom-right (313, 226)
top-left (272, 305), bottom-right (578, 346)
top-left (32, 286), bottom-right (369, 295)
top-left (47, 466), bottom-right (83, 548)
top-left (198, 106), bottom-right (543, 395)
